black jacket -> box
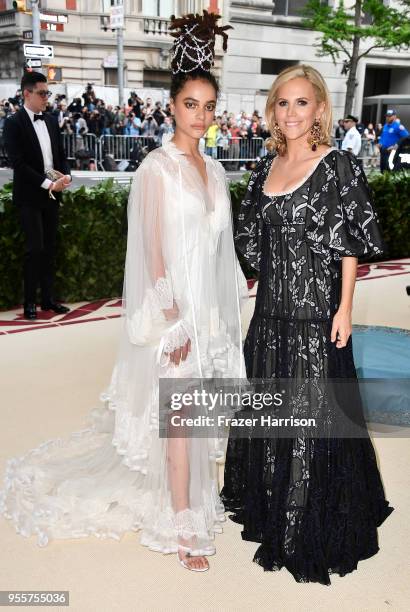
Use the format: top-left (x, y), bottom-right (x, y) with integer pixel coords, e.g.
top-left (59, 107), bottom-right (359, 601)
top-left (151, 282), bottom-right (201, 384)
top-left (4, 107), bottom-right (71, 207)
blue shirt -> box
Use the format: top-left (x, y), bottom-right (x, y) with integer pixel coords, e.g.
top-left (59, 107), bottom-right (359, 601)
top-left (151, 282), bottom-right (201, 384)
top-left (379, 120), bottom-right (409, 149)
top-left (125, 117), bottom-right (141, 136)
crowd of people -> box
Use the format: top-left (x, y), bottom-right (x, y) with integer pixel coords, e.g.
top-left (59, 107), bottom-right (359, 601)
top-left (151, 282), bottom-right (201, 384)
top-left (0, 83), bottom-right (269, 139)
top-left (0, 84), bottom-right (272, 171)
top-left (1, 82), bottom-right (408, 172)
top-left (335, 111), bottom-right (409, 170)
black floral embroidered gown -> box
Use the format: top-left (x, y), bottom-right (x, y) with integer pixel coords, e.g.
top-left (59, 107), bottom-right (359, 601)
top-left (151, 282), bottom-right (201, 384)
top-left (221, 148), bottom-right (394, 585)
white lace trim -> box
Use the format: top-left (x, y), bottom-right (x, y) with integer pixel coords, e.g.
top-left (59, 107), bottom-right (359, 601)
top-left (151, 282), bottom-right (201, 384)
top-left (161, 319), bottom-right (192, 355)
top-left (0, 437), bottom-right (225, 551)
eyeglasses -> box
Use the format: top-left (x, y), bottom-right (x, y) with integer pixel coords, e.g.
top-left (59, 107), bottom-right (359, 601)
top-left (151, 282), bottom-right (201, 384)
top-left (32, 90), bottom-right (53, 98)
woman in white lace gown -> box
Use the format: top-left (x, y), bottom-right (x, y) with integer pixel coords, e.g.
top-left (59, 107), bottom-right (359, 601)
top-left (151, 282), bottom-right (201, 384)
top-left (0, 13), bottom-right (246, 572)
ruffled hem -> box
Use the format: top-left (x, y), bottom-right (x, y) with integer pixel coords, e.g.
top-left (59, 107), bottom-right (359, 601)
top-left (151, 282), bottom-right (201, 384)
top-left (248, 497), bottom-right (394, 585)
top-left (0, 419), bottom-right (226, 551)
top-left (98, 383), bottom-right (156, 475)
top-left (221, 496), bottom-right (394, 585)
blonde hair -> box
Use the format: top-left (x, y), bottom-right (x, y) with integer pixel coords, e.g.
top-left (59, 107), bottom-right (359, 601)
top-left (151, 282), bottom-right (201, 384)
top-left (265, 64), bottom-right (333, 155)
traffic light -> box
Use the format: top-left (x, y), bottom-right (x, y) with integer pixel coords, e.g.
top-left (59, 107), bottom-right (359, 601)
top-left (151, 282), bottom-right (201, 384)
top-left (13, 1), bottom-right (27, 11)
top-left (46, 66), bottom-right (62, 82)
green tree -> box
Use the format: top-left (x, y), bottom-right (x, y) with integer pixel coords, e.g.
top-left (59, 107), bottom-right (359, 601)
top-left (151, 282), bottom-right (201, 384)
top-left (303, 0), bottom-right (410, 116)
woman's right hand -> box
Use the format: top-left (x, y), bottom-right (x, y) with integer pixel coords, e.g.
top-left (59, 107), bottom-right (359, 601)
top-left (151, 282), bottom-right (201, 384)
top-left (160, 317), bottom-right (193, 367)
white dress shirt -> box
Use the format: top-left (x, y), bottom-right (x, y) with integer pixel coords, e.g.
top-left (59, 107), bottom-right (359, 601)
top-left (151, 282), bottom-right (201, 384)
top-left (341, 126), bottom-right (362, 156)
top-left (24, 105), bottom-right (54, 190)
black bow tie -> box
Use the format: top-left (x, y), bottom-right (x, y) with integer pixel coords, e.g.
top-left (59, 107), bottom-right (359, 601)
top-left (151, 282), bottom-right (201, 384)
top-left (34, 114), bottom-right (45, 121)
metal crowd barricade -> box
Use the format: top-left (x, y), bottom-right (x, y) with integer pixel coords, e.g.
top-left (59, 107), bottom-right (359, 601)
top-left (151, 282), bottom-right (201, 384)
top-left (59, 134), bottom-right (384, 172)
top-left (209, 137), bottom-right (266, 167)
top-left (60, 135), bottom-right (270, 171)
top-left (98, 135), bottom-right (265, 169)
top-left (333, 137), bottom-right (379, 169)
top-left (100, 135), bottom-right (157, 168)
top-left (62, 133), bottom-right (99, 167)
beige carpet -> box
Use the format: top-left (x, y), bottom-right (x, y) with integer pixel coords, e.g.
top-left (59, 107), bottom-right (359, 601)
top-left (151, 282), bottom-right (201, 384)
top-left (0, 263), bottom-right (409, 612)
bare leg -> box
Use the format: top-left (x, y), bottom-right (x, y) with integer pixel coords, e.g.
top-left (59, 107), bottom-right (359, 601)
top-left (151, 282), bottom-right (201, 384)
top-left (167, 432), bottom-right (209, 571)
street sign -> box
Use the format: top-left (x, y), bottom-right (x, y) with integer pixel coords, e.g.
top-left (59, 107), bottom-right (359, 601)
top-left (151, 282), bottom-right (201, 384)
top-left (39, 12), bottom-right (68, 24)
top-left (24, 44), bottom-right (54, 58)
top-left (25, 58), bottom-right (42, 69)
top-left (23, 30), bottom-right (33, 40)
top-left (110, 5), bottom-right (124, 29)
top-left (41, 22), bottom-right (64, 32)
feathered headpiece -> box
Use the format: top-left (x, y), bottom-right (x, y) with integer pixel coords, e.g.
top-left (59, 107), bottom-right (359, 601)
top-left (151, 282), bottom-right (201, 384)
top-left (169, 10), bottom-right (232, 75)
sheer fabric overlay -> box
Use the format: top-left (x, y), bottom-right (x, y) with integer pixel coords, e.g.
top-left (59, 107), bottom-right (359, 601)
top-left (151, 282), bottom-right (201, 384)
top-left (222, 149), bottom-right (394, 584)
top-left (0, 140), bottom-right (247, 554)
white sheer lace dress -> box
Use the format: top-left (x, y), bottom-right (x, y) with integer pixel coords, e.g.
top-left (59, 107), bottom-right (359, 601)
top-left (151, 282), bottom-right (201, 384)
top-left (0, 139), bottom-right (247, 555)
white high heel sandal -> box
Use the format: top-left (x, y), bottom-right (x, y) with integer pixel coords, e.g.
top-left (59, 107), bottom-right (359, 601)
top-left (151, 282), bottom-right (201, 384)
top-left (177, 545), bottom-right (209, 572)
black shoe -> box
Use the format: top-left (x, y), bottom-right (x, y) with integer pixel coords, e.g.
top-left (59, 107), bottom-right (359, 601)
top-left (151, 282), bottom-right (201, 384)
top-left (41, 301), bottom-right (70, 314)
top-left (24, 303), bottom-right (37, 320)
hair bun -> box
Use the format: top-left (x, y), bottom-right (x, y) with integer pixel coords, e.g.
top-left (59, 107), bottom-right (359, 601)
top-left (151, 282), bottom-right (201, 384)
top-left (169, 10), bottom-right (232, 75)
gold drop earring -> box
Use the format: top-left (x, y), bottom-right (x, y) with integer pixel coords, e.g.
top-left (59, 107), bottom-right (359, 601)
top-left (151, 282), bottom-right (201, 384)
top-left (308, 118), bottom-right (322, 152)
top-left (272, 121), bottom-right (286, 151)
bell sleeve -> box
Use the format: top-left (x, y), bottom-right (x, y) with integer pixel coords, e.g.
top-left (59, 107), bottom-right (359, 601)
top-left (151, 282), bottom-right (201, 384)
top-left (124, 155), bottom-right (192, 353)
top-left (234, 159), bottom-right (267, 272)
top-left (305, 150), bottom-right (386, 261)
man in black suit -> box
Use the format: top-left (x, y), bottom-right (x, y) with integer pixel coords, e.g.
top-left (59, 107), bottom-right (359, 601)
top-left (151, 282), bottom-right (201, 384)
top-left (4, 71), bottom-right (71, 320)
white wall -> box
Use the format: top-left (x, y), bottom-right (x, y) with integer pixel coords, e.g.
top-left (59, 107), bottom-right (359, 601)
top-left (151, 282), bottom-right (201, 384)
top-left (224, 21), bottom-right (347, 122)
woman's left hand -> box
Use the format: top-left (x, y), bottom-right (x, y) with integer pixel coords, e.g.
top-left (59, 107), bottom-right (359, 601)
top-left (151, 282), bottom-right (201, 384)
top-left (331, 309), bottom-right (352, 349)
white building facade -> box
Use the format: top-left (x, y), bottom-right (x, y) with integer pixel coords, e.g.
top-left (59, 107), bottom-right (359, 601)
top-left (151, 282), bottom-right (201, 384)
top-left (0, 0), bottom-right (409, 124)
top-left (0, 1), bottom-right (219, 92)
top-left (222, 0), bottom-right (410, 125)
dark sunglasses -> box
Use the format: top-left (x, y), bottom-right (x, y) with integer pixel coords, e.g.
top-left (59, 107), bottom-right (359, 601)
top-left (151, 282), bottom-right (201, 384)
top-left (32, 90), bottom-right (53, 98)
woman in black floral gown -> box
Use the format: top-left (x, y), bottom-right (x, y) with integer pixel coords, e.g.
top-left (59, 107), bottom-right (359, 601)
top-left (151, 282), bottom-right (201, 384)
top-left (222, 65), bottom-right (393, 585)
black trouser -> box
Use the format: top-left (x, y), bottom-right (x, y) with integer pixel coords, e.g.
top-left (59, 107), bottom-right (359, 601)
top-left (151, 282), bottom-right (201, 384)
top-left (19, 203), bottom-right (59, 305)
top-left (380, 148), bottom-right (391, 173)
